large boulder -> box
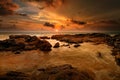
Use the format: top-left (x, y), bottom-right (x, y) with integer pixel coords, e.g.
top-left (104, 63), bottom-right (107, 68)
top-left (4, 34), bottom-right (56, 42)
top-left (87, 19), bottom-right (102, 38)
top-left (36, 40), bottom-right (52, 51)
top-left (0, 39), bottom-right (25, 51)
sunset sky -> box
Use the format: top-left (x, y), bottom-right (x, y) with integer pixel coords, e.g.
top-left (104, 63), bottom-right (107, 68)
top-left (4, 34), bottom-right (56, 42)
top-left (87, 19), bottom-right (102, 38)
top-left (0, 0), bottom-right (120, 32)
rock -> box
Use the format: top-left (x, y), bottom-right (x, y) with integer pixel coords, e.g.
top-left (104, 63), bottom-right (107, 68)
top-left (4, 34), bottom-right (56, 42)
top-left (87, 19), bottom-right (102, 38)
top-left (53, 42), bottom-right (60, 48)
top-left (0, 71), bottom-right (29, 80)
top-left (6, 71), bottom-right (26, 77)
top-left (14, 51), bottom-right (21, 54)
top-left (36, 40), bottom-right (52, 51)
top-left (25, 36), bottom-right (38, 42)
top-left (9, 35), bottom-right (31, 39)
top-left (0, 39), bottom-right (25, 51)
top-left (115, 55), bottom-right (120, 66)
top-left (40, 36), bottom-right (50, 39)
top-left (111, 48), bottom-right (120, 56)
top-left (51, 33), bottom-right (112, 44)
top-left (74, 44), bottom-right (80, 48)
top-left (0, 35), bottom-right (53, 52)
top-left (37, 64), bottom-right (95, 80)
top-left (96, 52), bottom-right (103, 58)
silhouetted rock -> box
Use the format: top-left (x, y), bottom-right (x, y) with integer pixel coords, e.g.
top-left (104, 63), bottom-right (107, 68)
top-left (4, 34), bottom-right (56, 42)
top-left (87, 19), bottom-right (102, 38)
top-left (0, 35), bottom-right (52, 52)
top-left (74, 44), bottom-right (80, 48)
top-left (115, 55), bottom-right (120, 66)
top-left (0, 71), bottom-right (29, 80)
top-left (40, 36), bottom-right (50, 39)
top-left (37, 40), bottom-right (52, 51)
top-left (51, 33), bottom-right (111, 44)
top-left (9, 35), bottom-right (31, 39)
top-left (53, 42), bottom-right (60, 48)
top-left (111, 48), bottom-right (120, 56)
top-left (13, 50), bottom-right (21, 54)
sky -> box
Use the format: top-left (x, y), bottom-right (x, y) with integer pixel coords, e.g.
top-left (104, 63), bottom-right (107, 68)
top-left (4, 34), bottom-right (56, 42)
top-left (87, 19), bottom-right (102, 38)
top-left (0, 0), bottom-right (120, 32)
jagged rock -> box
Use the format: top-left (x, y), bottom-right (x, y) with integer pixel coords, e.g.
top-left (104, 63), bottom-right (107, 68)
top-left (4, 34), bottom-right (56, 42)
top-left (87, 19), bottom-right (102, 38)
top-left (0, 35), bottom-right (52, 52)
top-left (51, 33), bottom-right (111, 44)
top-left (53, 42), bottom-right (60, 48)
top-left (36, 40), bottom-right (52, 51)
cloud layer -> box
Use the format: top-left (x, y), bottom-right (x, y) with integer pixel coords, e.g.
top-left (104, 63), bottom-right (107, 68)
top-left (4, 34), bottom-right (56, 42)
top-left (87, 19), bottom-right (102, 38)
top-left (0, 0), bottom-right (19, 15)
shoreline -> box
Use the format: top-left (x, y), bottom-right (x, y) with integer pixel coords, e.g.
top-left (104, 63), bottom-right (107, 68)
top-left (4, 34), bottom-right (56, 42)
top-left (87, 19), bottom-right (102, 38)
top-left (0, 33), bottom-right (120, 80)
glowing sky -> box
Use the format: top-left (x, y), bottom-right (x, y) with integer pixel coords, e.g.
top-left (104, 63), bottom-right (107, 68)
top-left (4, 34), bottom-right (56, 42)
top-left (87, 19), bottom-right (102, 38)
top-left (0, 0), bottom-right (120, 31)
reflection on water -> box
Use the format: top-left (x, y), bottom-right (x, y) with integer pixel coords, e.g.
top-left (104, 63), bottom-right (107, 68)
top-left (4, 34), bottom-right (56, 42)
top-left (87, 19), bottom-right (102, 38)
top-left (0, 34), bottom-right (120, 80)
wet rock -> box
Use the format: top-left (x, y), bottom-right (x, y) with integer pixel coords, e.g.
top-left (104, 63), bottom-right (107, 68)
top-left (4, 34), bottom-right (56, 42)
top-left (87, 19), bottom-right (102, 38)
top-left (111, 48), bottom-right (120, 56)
top-left (51, 33), bottom-right (110, 44)
top-left (0, 71), bottom-right (29, 80)
top-left (36, 40), bottom-right (52, 51)
top-left (9, 35), bottom-right (31, 40)
top-left (14, 51), bottom-right (21, 54)
top-left (53, 42), bottom-right (60, 48)
top-left (40, 36), bottom-right (50, 39)
top-left (115, 55), bottom-right (120, 66)
top-left (0, 39), bottom-right (25, 51)
top-left (37, 64), bottom-right (95, 80)
top-left (25, 36), bottom-right (38, 43)
top-left (74, 44), bottom-right (80, 48)
top-left (0, 35), bottom-right (52, 52)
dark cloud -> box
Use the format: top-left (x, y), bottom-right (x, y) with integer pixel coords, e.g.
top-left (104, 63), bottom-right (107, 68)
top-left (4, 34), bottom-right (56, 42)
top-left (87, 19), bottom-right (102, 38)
top-left (71, 19), bottom-right (87, 25)
top-left (0, 0), bottom-right (19, 15)
top-left (44, 22), bottom-right (55, 28)
top-left (83, 20), bottom-right (120, 31)
top-left (21, 0), bottom-right (65, 7)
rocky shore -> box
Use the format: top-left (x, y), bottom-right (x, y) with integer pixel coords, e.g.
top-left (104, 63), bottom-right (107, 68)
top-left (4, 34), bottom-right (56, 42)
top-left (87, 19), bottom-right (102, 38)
top-left (51, 33), bottom-right (120, 66)
top-left (0, 33), bottom-right (120, 80)
top-left (0, 35), bottom-right (52, 53)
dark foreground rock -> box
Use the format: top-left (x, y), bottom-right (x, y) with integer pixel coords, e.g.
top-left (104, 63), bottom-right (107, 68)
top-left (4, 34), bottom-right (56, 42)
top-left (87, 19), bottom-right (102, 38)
top-left (0, 35), bottom-right (52, 52)
top-left (0, 64), bottom-right (95, 80)
top-left (53, 42), bottom-right (60, 48)
top-left (0, 71), bottom-right (29, 80)
top-left (37, 64), bottom-right (95, 80)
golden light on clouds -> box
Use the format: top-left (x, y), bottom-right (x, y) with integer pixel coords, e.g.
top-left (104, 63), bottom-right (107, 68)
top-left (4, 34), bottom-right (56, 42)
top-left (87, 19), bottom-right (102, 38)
top-left (30, 10), bottom-right (67, 24)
